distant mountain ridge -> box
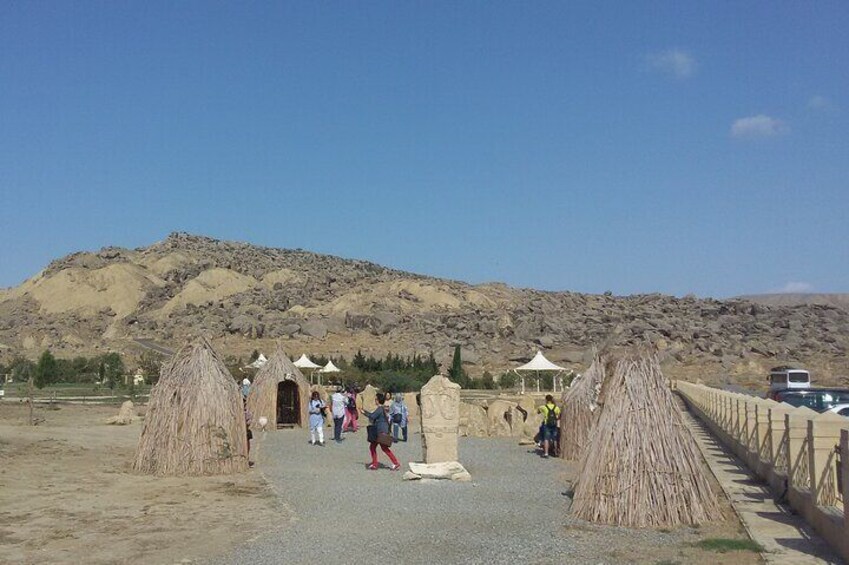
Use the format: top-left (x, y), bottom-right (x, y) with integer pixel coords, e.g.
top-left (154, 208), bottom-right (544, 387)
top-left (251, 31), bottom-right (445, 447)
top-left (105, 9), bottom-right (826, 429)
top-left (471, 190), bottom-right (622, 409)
top-left (2, 232), bottom-right (848, 386)
top-left (737, 293), bottom-right (849, 310)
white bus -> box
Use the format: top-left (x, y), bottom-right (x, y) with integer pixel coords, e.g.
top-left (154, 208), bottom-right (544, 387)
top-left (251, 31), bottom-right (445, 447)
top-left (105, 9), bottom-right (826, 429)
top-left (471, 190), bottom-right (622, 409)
top-left (768, 366), bottom-right (811, 392)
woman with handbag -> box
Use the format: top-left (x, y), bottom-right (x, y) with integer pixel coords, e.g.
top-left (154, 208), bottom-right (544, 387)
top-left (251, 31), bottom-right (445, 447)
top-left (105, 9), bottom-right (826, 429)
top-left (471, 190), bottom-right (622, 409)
top-left (308, 391), bottom-right (327, 446)
top-left (363, 392), bottom-right (401, 470)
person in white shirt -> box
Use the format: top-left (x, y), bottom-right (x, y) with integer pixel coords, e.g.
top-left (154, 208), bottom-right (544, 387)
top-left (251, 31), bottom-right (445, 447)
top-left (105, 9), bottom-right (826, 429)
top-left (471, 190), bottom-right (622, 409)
top-left (308, 392), bottom-right (327, 446)
top-left (330, 387), bottom-right (347, 442)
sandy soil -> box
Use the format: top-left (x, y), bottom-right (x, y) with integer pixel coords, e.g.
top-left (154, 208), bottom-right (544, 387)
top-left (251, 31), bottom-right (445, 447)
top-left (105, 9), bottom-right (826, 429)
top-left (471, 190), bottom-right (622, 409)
top-left (0, 403), bottom-right (289, 565)
top-left (0, 402), bottom-right (764, 565)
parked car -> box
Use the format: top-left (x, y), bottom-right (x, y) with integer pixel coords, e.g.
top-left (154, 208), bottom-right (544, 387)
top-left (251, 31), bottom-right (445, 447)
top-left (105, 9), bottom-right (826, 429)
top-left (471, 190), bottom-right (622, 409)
top-left (769, 388), bottom-right (849, 412)
top-left (824, 403), bottom-right (849, 417)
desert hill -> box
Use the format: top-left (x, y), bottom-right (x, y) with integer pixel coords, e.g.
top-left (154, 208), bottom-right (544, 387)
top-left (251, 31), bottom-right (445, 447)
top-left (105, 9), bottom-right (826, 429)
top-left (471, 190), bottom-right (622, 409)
top-left (2, 232), bottom-right (848, 387)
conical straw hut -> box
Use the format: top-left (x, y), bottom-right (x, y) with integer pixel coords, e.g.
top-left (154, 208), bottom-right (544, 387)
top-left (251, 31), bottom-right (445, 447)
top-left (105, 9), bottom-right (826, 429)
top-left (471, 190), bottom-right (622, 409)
top-left (559, 354), bottom-right (607, 461)
top-left (246, 348), bottom-right (310, 430)
top-left (571, 350), bottom-right (720, 527)
top-left (133, 337), bottom-right (248, 476)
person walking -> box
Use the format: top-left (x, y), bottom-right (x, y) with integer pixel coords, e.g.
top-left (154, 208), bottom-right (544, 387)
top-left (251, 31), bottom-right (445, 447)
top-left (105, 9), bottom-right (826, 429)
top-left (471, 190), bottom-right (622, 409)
top-left (330, 386), bottom-right (347, 442)
top-left (343, 386), bottom-right (359, 432)
top-left (537, 394), bottom-right (561, 458)
top-left (363, 392), bottom-right (400, 470)
top-left (308, 391), bottom-right (327, 446)
top-left (388, 393), bottom-right (409, 442)
top-left (244, 398), bottom-right (254, 467)
top-left (241, 378), bottom-right (251, 398)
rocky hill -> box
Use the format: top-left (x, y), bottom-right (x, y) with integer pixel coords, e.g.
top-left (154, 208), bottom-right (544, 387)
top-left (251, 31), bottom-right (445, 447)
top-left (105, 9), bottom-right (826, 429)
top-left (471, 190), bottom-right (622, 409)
top-left (738, 293), bottom-right (849, 311)
top-left (2, 233), bottom-right (848, 388)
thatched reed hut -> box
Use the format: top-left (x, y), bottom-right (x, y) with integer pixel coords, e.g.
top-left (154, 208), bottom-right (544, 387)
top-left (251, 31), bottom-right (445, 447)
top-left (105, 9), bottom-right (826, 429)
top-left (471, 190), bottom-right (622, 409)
top-left (571, 350), bottom-right (720, 527)
top-left (133, 337), bottom-right (248, 476)
top-left (246, 348), bottom-right (310, 429)
top-left (559, 354), bottom-right (607, 461)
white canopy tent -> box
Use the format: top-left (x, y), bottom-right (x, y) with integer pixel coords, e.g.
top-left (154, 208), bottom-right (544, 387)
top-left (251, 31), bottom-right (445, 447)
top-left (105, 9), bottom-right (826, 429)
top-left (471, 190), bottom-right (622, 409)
top-left (294, 354), bottom-right (323, 384)
top-left (318, 360), bottom-right (342, 386)
top-left (512, 350), bottom-right (567, 394)
top-left (245, 353), bottom-right (268, 369)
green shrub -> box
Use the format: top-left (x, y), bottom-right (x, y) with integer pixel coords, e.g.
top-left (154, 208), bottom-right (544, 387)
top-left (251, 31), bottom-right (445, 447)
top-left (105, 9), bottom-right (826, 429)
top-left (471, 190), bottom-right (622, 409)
top-left (691, 538), bottom-right (762, 553)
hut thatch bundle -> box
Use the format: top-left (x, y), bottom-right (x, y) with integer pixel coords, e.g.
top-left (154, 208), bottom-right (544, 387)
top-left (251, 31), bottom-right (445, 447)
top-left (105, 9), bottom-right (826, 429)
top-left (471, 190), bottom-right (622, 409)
top-left (246, 348), bottom-right (310, 429)
top-left (559, 355), bottom-right (607, 461)
top-left (133, 337), bottom-right (248, 476)
top-left (571, 350), bottom-right (720, 527)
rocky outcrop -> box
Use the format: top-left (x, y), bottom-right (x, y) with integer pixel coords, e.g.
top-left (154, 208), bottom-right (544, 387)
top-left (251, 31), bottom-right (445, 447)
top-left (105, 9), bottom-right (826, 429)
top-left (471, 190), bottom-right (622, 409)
top-left (2, 232), bottom-right (849, 385)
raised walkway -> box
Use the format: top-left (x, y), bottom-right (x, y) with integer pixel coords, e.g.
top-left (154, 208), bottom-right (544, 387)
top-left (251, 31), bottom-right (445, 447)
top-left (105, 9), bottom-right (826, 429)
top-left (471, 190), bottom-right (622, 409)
top-left (680, 398), bottom-right (843, 564)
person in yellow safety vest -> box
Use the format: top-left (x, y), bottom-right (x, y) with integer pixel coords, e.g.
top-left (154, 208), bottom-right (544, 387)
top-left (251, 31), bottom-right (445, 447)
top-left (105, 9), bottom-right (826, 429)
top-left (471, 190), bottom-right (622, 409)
top-left (537, 394), bottom-right (561, 458)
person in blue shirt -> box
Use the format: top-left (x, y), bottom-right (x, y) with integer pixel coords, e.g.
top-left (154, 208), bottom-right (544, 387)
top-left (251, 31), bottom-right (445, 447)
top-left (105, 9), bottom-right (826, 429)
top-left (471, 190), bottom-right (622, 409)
top-left (388, 393), bottom-right (409, 442)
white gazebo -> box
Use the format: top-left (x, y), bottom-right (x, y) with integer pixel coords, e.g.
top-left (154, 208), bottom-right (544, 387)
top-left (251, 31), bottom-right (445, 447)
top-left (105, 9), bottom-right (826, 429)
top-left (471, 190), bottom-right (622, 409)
top-left (246, 353), bottom-right (268, 369)
top-left (512, 350), bottom-right (567, 394)
top-left (318, 360), bottom-right (342, 386)
top-left (294, 354), bottom-right (322, 384)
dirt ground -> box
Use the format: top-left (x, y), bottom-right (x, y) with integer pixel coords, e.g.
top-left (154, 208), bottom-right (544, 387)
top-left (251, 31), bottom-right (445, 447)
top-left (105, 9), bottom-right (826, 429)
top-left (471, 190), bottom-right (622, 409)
top-left (0, 402), bottom-right (764, 565)
top-left (0, 402), bottom-right (288, 565)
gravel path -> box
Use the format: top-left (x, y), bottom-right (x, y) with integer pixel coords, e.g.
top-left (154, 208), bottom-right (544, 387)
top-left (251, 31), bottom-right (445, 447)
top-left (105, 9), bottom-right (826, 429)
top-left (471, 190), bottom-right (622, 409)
top-left (210, 426), bottom-right (578, 565)
top-left (209, 423), bottom-right (756, 565)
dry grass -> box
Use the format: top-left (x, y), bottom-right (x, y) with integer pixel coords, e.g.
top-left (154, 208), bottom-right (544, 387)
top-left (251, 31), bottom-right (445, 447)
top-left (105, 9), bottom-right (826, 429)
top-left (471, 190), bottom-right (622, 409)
top-left (133, 337), bottom-right (248, 475)
top-left (560, 354), bottom-right (606, 461)
top-left (571, 349), bottom-right (721, 527)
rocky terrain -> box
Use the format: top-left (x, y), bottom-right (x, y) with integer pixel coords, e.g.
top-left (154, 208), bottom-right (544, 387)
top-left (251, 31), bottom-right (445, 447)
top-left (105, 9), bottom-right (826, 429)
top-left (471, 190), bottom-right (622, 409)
top-left (738, 293), bottom-right (849, 310)
top-left (2, 232), bottom-right (848, 387)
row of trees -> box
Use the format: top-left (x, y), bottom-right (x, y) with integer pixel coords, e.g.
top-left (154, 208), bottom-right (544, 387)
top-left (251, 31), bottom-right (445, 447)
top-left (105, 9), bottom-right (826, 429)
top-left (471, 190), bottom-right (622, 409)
top-left (0, 350), bottom-right (163, 389)
top-left (285, 346), bottom-right (520, 392)
top-left (1, 346), bottom-right (540, 393)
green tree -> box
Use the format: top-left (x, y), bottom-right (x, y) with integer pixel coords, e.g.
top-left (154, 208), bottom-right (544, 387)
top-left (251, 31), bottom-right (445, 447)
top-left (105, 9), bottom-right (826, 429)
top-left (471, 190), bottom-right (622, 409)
top-left (9, 356), bottom-right (35, 382)
top-left (426, 351), bottom-right (439, 375)
top-left (138, 350), bottom-right (165, 386)
top-left (353, 349), bottom-right (366, 370)
top-left (34, 350), bottom-right (59, 389)
top-left (480, 371), bottom-right (496, 390)
top-left (498, 371), bottom-right (518, 389)
top-left (447, 345), bottom-right (467, 387)
top-left (101, 352), bottom-right (125, 390)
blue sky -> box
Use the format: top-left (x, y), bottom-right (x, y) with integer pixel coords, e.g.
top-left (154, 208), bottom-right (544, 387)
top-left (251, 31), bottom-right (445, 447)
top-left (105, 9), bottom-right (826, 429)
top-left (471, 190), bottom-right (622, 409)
top-left (1, 2), bottom-right (847, 297)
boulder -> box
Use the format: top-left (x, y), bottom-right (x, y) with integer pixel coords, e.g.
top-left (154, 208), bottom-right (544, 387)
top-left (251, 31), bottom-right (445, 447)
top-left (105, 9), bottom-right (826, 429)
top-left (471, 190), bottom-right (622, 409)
top-left (228, 314), bottom-right (264, 338)
top-left (486, 399), bottom-right (518, 437)
top-left (277, 323), bottom-right (301, 337)
top-left (459, 402), bottom-right (489, 437)
top-left (300, 319), bottom-right (327, 339)
top-left (535, 335), bottom-right (555, 348)
top-left (404, 392), bottom-right (419, 420)
top-left (408, 461), bottom-right (471, 481)
top-left (359, 384), bottom-right (379, 412)
top-left (106, 400), bottom-right (135, 425)
top-left (515, 396), bottom-right (542, 438)
top-left (559, 348), bottom-right (585, 364)
top-left (345, 311), bottom-right (400, 335)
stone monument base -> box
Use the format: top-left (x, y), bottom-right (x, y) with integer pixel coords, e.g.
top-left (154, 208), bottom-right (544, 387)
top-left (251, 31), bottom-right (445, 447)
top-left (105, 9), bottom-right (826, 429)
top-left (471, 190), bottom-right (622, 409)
top-left (404, 461), bottom-right (471, 482)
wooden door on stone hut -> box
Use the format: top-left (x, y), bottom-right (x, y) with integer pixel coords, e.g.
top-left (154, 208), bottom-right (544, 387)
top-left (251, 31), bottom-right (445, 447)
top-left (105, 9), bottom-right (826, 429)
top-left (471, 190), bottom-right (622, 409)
top-left (277, 380), bottom-right (300, 427)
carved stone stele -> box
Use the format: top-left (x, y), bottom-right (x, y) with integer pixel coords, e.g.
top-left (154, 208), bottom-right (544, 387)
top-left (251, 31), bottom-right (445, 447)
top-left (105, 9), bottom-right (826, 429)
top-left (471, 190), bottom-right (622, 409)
top-left (420, 374), bottom-right (461, 463)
